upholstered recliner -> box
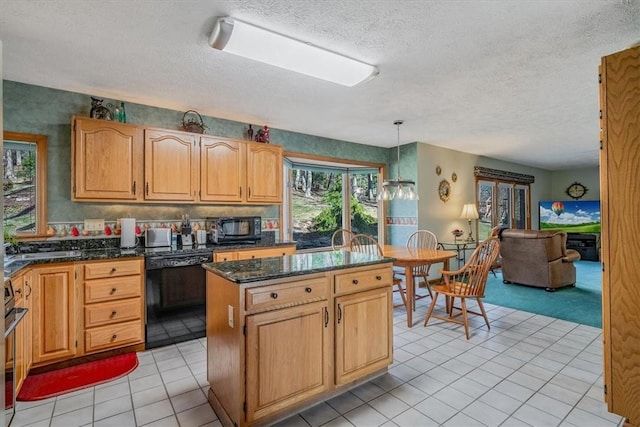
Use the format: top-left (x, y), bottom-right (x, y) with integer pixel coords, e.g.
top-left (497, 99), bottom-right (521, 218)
top-left (499, 229), bottom-right (581, 291)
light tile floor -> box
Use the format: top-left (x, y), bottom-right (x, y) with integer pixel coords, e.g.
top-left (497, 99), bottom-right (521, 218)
top-left (11, 294), bottom-right (624, 427)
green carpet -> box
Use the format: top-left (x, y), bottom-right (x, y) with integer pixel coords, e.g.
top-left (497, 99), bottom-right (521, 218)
top-left (483, 261), bottom-right (602, 328)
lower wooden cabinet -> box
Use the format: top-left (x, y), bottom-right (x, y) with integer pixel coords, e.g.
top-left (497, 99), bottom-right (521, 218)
top-left (206, 262), bottom-right (393, 427)
top-left (81, 258), bottom-right (144, 354)
top-left (213, 245), bottom-right (296, 262)
top-left (31, 263), bottom-right (76, 365)
top-left (245, 301), bottom-right (330, 422)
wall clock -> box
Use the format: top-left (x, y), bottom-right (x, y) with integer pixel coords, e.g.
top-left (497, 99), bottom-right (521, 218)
top-left (565, 181), bottom-right (588, 200)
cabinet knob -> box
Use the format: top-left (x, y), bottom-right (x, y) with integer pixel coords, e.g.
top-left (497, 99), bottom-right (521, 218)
top-left (111, 310), bottom-right (117, 317)
top-left (376, 275), bottom-right (382, 280)
top-left (110, 288), bottom-right (117, 294)
top-left (112, 334), bottom-right (117, 340)
top-left (15, 288), bottom-right (22, 295)
top-left (352, 279), bottom-right (359, 285)
top-left (270, 292), bottom-right (278, 299)
top-left (110, 267), bottom-right (117, 274)
top-left (305, 287), bottom-right (312, 293)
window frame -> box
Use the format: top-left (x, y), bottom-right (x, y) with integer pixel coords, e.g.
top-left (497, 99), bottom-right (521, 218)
top-left (3, 131), bottom-right (48, 238)
top-left (283, 151), bottom-right (385, 251)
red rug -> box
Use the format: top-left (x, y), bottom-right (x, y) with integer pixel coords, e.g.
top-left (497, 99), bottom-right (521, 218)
top-left (17, 352), bottom-right (138, 401)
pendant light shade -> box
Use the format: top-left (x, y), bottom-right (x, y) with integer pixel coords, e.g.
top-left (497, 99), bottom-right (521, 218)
top-left (377, 121), bottom-right (418, 201)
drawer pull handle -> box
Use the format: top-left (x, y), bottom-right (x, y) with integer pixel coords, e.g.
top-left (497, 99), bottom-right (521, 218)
top-left (110, 288), bottom-right (117, 294)
top-left (111, 311), bottom-right (117, 317)
top-left (305, 287), bottom-right (312, 293)
top-left (324, 307), bottom-right (329, 327)
top-left (352, 279), bottom-right (359, 285)
top-left (270, 292), bottom-right (278, 299)
top-left (376, 275), bottom-right (382, 280)
top-left (337, 303), bottom-right (342, 324)
top-left (112, 334), bottom-right (117, 340)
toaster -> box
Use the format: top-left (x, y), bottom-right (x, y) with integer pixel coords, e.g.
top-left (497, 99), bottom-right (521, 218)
top-left (145, 228), bottom-right (171, 248)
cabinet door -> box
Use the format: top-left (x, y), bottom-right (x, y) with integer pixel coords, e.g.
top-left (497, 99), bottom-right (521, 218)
top-left (144, 129), bottom-right (198, 201)
top-left (213, 251), bottom-right (238, 262)
top-left (31, 264), bottom-right (76, 364)
top-left (246, 143), bottom-right (282, 203)
top-left (245, 301), bottom-right (330, 423)
top-left (73, 116), bottom-right (143, 200)
top-left (601, 45), bottom-right (640, 421)
top-left (23, 272), bottom-right (33, 376)
top-left (335, 287), bottom-right (392, 385)
top-left (200, 136), bottom-right (245, 202)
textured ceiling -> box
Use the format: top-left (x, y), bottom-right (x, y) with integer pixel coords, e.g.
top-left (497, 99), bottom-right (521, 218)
top-left (1, 0), bottom-right (639, 170)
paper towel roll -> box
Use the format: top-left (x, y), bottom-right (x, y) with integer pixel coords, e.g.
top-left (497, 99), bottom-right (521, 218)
top-left (120, 218), bottom-right (137, 248)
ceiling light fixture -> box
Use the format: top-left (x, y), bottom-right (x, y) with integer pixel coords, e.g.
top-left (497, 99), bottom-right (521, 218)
top-left (209, 17), bottom-right (379, 87)
top-left (377, 120), bottom-right (418, 201)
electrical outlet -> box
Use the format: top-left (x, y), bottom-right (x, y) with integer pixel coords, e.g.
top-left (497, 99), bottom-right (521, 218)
top-left (228, 305), bottom-right (234, 328)
top-left (84, 219), bottom-right (105, 232)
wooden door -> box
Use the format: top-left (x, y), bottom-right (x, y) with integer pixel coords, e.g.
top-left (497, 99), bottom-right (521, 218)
top-left (245, 301), bottom-right (330, 423)
top-left (11, 274), bottom-right (25, 391)
top-left (144, 129), bottom-right (198, 201)
top-left (23, 272), bottom-right (33, 377)
top-left (200, 136), bottom-right (245, 202)
top-left (246, 143), bottom-right (282, 203)
top-left (72, 116), bottom-right (143, 200)
top-left (335, 287), bottom-right (392, 385)
top-left (31, 264), bottom-right (76, 364)
top-left (600, 45), bottom-right (640, 425)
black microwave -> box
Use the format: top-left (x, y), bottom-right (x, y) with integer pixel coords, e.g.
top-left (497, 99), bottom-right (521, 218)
top-left (207, 216), bottom-right (262, 244)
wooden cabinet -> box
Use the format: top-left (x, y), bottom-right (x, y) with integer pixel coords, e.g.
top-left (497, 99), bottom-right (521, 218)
top-left (206, 262), bottom-right (393, 427)
top-left (31, 263), bottom-right (76, 365)
top-left (200, 136), bottom-right (245, 202)
top-left (213, 245), bottom-right (296, 262)
top-left (200, 137), bottom-right (283, 204)
top-left (81, 258), bottom-right (144, 354)
top-left (245, 300), bottom-right (330, 423)
top-left (71, 117), bottom-right (283, 205)
top-left (600, 44), bottom-right (640, 427)
top-left (144, 128), bottom-right (199, 201)
top-left (72, 116), bottom-right (143, 201)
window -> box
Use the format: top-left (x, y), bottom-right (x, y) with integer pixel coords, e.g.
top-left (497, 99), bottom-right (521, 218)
top-left (3, 132), bottom-right (48, 237)
top-left (284, 154), bottom-right (382, 250)
top-left (475, 167), bottom-right (532, 238)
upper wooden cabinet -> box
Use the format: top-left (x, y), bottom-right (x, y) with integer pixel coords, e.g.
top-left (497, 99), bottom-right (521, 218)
top-left (71, 117), bottom-right (283, 204)
top-left (72, 116), bottom-right (143, 201)
top-left (144, 128), bottom-right (199, 201)
top-left (200, 136), bottom-right (282, 203)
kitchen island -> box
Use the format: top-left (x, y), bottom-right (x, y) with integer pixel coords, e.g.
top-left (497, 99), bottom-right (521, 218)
top-left (203, 250), bottom-right (395, 427)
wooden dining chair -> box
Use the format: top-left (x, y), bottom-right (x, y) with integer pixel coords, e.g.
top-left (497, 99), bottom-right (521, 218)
top-left (423, 237), bottom-right (500, 339)
top-left (348, 234), bottom-right (407, 308)
top-left (331, 228), bottom-right (355, 250)
top-left (394, 230), bottom-right (438, 309)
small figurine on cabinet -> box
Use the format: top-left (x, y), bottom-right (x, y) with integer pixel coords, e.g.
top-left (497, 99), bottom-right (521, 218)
top-left (247, 124), bottom-right (254, 141)
top-left (255, 125), bottom-right (270, 143)
top-left (89, 97), bottom-right (114, 121)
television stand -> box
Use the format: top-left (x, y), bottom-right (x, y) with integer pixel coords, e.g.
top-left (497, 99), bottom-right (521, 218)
top-left (566, 233), bottom-right (599, 261)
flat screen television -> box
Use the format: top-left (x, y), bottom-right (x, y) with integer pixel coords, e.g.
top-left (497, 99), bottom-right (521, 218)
top-left (539, 200), bottom-right (601, 233)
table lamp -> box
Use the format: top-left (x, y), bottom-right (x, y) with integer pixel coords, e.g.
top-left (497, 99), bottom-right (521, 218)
top-left (460, 203), bottom-right (479, 242)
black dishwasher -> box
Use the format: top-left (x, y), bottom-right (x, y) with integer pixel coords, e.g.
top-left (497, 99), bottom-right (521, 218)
top-left (145, 251), bottom-right (212, 349)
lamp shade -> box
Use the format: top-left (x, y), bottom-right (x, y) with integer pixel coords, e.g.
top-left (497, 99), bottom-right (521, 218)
top-left (460, 204), bottom-right (479, 220)
top-left (209, 17), bottom-right (379, 87)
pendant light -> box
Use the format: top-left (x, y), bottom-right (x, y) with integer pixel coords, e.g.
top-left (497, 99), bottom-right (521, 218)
top-left (377, 120), bottom-right (418, 201)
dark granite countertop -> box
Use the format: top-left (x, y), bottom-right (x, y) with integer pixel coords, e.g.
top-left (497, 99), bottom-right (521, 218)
top-left (4, 240), bottom-right (297, 278)
top-left (203, 250), bottom-right (394, 284)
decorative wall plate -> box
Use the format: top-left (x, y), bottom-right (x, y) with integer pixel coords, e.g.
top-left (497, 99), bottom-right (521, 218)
top-left (451, 172), bottom-right (457, 182)
top-left (436, 166), bottom-right (442, 176)
top-left (438, 179), bottom-right (450, 202)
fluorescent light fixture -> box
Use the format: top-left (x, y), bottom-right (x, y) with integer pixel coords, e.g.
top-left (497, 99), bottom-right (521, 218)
top-left (209, 16), bottom-right (379, 87)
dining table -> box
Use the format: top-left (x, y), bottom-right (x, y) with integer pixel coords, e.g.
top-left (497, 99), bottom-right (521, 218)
top-left (382, 245), bottom-right (458, 327)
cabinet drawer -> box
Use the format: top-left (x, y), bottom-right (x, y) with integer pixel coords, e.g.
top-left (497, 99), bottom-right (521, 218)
top-left (213, 251), bottom-right (237, 262)
top-left (245, 277), bottom-right (328, 311)
top-left (84, 259), bottom-right (143, 280)
top-left (237, 246), bottom-right (296, 260)
top-left (84, 298), bottom-right (142, 328)
top-left (334, 267), bottom-right (393, 295)
top-left (85, 276), bottom-right (142, 303)
top-left (84, 320), bottom-right (143, 353)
